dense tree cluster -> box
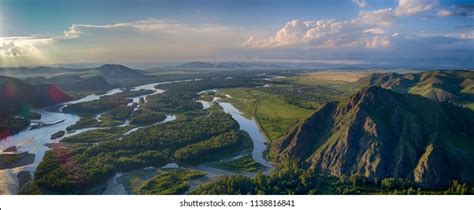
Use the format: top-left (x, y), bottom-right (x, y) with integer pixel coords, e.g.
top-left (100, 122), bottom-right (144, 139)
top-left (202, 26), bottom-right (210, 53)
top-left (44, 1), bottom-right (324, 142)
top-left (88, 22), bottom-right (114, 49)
top-left (35, 109), bottom-right (244, 193)
top-left (62, 97), bottom-right (131, 114)
top-left (129, 108), bottom-right (167, 125)
top-left (100, 104), bottom-right (135, 122)
top-left (174, 131), bottom-right (240, 163)
top-left (141, 91), bottom-right (203, 113)
top-left (191, 160), bottom-right (474, 195)
top-left (0, 116), bottom-right (31, 139)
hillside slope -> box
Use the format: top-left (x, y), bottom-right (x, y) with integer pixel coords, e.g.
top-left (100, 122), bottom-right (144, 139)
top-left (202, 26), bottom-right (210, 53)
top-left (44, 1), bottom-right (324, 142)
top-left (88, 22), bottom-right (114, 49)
top-left (0, 76), bottom-right (71, 116)
top-left (358, 70), bottom-right (474, 104)
top-left (96, 64), bottom-right (146, 83)
top-left (272, 86), bottom-right (474, 188)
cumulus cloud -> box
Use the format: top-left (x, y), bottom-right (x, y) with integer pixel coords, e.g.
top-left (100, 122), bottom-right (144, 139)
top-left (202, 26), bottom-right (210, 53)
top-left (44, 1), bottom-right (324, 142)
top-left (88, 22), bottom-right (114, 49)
top-left (243, 9), bottom-right (395, 49)
top-left (352, 0), bottom-right (367, 9)
top-left (356, 8), bottom-right (395, 26)
top-left (395, 0), bottom-right (438, 16)
top-left (0, 37), bottom-right (52, 58)
top-left (364, 28), bottom-right (385, 34)
top-left (0, 37), bottom-right (54, 66)
top-left (0, 42), bottom-right (23, 57)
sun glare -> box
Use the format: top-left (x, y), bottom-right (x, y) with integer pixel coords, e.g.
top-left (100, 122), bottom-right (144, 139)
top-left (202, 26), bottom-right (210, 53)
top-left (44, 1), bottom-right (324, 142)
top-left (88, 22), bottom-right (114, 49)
top-left (1, 36), bottom-right (55, 67)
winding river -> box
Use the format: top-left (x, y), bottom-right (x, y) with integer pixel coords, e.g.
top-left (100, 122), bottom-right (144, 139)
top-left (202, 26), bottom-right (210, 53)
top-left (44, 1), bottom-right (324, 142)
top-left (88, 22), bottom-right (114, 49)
top-left (104, 94), bottom-right (274, 195)
top-left (0, 82), bottom-right (169, 194)
top-left (0, 80), bottom-right (273, 195)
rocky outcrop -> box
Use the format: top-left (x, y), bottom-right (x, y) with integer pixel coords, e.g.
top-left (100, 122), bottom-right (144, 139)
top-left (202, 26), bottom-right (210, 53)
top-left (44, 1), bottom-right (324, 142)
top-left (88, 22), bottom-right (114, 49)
top-left (273, 86), bottom-right (474, 188)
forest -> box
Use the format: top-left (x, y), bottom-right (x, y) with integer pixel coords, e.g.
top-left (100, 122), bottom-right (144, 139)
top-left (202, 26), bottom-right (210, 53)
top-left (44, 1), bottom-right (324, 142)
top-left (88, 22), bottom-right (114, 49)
top-left (191, 160), bottom-right (474, 195)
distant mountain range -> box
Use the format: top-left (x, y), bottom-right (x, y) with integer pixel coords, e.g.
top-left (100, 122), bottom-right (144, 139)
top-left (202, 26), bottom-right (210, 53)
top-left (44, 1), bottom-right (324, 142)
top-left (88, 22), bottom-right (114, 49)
top-left (160, 61), bottom-right (295, 70)
top-left (0, 76), bottom-right (71, 116)
top-left (157, 61), bottom-right (398, 71)
top-left (272, 86), bottom-right (474, 188)
top-left (0, 64), bottom-right (147, 84)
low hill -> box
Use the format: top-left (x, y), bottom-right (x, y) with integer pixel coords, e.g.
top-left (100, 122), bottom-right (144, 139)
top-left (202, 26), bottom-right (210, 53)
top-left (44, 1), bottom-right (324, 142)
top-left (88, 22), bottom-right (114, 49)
top-left (272, 86), bottom-right (474, 188)
top-left (159, 61), bottom-right (301, 70)
top-left (26, 75), bottom-right (113, 92)
top-left (57, 76), bottom-right (113, 92)
top-left (95, 64), bottom-right (146, 83)
top-left (0, 76), bottom-right (71, 116)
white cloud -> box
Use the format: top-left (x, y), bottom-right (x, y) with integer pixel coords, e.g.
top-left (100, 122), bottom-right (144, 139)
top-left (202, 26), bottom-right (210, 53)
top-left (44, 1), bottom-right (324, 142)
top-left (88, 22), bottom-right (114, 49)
top-left (356, 8), bottom-right (395, 26)
top-left (58, 20), bottom-right (248, 62)
top-left (63, 20), bottom-right (240, 39)
top-left (364, 28), bottom-right (385, 34)
top-left (0, 37), bottom-right (54, 66)
top-left (243, 9), bottom-right (395, 49)
top-left (395, 0), bottom-right (438, 16)
top-left (1, 19), bottom-right (248, 66)
top-left (437, 9), bottom-right (453, 17)
top-left (0, 42), bottom-right (23, 57)
top-left (0, 37), bottom-right (52, 58)
top-left (364, 36), bottom-right (390, 48)
top-left (352, 0), bottom-right (367, 9)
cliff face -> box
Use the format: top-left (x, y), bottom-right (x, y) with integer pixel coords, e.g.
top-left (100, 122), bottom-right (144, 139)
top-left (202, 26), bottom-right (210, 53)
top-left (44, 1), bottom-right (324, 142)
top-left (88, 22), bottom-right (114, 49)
top-left (272, 86), bottom-right (474, 188)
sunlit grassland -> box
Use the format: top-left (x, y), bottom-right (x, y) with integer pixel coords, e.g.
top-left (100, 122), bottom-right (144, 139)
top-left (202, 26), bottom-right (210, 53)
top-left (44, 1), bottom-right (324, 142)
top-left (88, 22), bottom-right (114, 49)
top-left (462, 103), bottom-right (474, 111)
top-left (220, 87), bottom-right (315, 141)
top-left (285, 74), bottom-right (367, 94)
top-left (210, 154), bottom-right (265, 173)
top-left (136, 169), bottom-right (206, 195)
top-left (219, 72), bottom-right (367, 142)
top-left (119, 168), bottom-right (207, 195)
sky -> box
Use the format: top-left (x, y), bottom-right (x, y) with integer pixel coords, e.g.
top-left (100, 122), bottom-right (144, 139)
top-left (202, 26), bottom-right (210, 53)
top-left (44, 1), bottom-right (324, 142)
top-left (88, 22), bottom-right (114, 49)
top-left (0, 0), bottom-right (473, 68)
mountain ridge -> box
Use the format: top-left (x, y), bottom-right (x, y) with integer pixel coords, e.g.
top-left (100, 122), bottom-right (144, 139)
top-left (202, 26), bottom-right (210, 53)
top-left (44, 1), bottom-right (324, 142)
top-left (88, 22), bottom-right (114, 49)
top-left (357, 70), bottom-right (474, 104)
top-left (272, 86), bottom-right (474, 188)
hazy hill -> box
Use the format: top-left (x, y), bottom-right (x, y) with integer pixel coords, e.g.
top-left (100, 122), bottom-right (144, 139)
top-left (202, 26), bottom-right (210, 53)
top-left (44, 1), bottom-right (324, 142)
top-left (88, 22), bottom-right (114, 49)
top-left (272, 86), bottom-right (474, 188)
top-left (0, 76), bottom-right (71, 116)
top-left (159, 61), bottom-right (316, 70)
top-left (0, 67), bottom-right (88, 78)
top-left (56, 76), bottom-right (113, 92)
top-left (95, 64), bottom-right (146, 83)
top-left (26, 75), bottom-right (113, 92)
top-left (358, 70), bottom-right (474, 103)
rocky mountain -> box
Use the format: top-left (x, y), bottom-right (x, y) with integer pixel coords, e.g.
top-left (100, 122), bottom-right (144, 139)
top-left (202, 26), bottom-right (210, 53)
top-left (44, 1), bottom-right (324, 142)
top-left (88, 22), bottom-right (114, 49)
top-left (358, 70), bottom-right (474, 103)
top-left (272, 86), bottom-right (474, 188)
top-left (0, 76), bottom-right (71, 116)
top-left (95, 64), bottom-right (146, 83)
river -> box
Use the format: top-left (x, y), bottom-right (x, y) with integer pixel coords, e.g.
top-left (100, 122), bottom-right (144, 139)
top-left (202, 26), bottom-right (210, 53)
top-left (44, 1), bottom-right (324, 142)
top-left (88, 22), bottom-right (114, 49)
top-left (0, 81), bottom-right (170, 194)
top-left (103, 93), bottom-right (274, 195)
top-left (1, 80), bottom-right (272, 195)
